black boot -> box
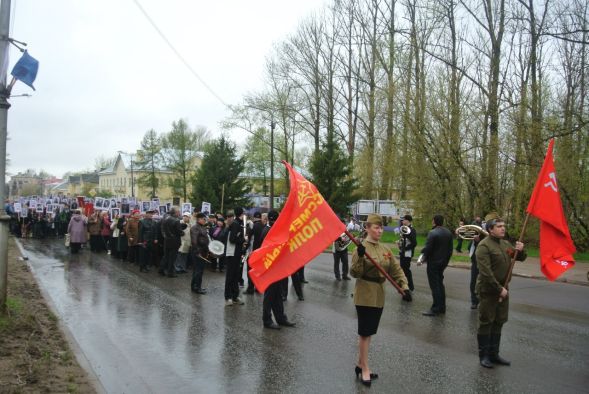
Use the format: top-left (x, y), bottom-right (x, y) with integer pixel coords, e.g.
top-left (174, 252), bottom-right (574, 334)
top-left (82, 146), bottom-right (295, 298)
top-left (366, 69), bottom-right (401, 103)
top-left (489, 333), bottom-right (511, 366)
top-left (477, 334), bottom-right (493, 368)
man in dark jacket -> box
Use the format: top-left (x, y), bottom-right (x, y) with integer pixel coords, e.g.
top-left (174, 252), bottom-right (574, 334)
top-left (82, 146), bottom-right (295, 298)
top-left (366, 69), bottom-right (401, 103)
top-left (245, 211), bottom-right (264, 294)
top-left (190, 212), bottom-right (209, 294)
top-left (262, 210), bottom-right (295, 329)
top-left (138, 210), bottom-right (157, 273)
top-left (160, 207), bottom-right (186, 277)
top-left (398, 214), bottom-right (417, 291)
top-left (420, 214), bottom-right (453, 316)
top-left (224, 207), bottom-right (246, 306)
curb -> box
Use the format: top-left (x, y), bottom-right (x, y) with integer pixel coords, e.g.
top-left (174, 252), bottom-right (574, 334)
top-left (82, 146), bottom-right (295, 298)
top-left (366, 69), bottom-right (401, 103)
top-left (14, 238), bottom-right (107, 394)
top-left (323, 250), bottom-right (589, 287)
top-left (447, 263), bottom-right (589, 287)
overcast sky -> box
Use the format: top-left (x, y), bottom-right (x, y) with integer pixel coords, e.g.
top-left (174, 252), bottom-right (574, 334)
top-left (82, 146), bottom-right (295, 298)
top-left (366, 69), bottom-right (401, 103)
top-left (6, 0), bottom-right (325, 179)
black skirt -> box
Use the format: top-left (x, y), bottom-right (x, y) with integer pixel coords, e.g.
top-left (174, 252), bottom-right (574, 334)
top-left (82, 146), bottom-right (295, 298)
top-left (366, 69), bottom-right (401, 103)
top-left (356, 305), bottom-right (384, 337)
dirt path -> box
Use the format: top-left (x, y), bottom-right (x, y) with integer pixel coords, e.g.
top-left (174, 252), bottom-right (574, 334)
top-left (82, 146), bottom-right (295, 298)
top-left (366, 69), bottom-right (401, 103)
top-left (0, 237), bottom-right (95, 393)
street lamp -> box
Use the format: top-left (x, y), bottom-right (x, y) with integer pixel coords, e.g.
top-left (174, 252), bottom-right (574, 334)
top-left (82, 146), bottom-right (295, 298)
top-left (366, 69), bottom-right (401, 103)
top-left (118, 151), bottom-right (135, 198)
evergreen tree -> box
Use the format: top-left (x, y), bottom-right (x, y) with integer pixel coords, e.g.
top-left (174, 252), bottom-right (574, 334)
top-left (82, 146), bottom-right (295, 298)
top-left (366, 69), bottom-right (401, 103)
top-left (192, 136), bottom-right (250, 213)
top-left (135, 129), bottom-right (162, 198)
top-left (309, 133), bottom-right (356, 217)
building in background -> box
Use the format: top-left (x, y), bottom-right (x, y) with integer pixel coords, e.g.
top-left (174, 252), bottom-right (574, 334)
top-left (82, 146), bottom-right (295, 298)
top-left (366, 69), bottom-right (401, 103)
top-left (68, 172), bottom-right (99, 196)
top-left (98, 153), bottom-right (202, 201)
top-left (8, 170), bottom-right (42, 198)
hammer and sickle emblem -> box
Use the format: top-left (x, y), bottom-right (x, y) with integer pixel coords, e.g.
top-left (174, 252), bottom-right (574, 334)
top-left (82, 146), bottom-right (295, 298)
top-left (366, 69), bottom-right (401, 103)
top-left (555, 259), bottom-right (568, 267)
top-left (544, 172), bottom-right (558, 192)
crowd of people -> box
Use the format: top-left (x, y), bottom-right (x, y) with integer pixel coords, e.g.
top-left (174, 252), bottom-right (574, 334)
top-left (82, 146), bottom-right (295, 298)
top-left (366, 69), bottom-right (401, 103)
top-left (5, 196), bottom-right (303, 328)
top-left (5, 196), bottom-right (526, 387)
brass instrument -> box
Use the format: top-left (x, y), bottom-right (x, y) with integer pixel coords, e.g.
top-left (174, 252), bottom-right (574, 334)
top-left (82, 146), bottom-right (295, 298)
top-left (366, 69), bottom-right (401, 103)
top-left (456, 225), bottom-right (488, 240)
top-left (400, 225), bottom-right (411, 235)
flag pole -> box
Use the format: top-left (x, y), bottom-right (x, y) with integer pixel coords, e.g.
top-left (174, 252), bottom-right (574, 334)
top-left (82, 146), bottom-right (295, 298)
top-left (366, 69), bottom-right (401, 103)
top-left (345, 230), bottom-right (406, 296)
top-left (499, 212), bottom-right (532, 303)
top-left (503, 212), bottom-right (531, 289)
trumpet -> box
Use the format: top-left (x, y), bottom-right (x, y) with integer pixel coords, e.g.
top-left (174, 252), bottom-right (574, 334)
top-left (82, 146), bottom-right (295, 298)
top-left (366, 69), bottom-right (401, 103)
top-left (456, 225), bottom-right (488, 240)
top-left (400, 225), bottom-right (411, 235)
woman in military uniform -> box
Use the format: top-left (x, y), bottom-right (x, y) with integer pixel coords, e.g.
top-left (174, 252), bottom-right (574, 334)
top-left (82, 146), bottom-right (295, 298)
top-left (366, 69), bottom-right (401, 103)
top-left (350, 214), bottom-right (411, 387)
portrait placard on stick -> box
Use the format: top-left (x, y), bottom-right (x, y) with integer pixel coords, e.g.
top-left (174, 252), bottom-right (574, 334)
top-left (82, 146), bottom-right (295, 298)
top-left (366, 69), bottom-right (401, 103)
top-left (159, 205), bottom-right (167, 216)
top-left (150, 200), bottom-right (159, 211)
top-left (120, 203), bottom-right (130, 215)
top-left (182, 203), bottom-right (192, 214)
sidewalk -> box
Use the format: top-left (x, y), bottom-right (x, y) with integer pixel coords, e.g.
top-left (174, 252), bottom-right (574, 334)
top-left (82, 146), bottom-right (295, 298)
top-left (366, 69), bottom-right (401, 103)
top-left (448, 255), bottom-right (589, 286)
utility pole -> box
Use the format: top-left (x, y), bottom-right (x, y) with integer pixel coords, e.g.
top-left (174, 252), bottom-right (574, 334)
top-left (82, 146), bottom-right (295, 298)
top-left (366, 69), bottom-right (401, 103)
top-left (270, 118), bottom-right (275, 210)
top-left (130, 153), bottom-right (135, 198)
top-left (0, 0), bottom-right (11, 314)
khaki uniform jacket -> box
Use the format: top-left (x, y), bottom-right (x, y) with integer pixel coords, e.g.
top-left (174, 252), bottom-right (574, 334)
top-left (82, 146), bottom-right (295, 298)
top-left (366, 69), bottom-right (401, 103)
top-left (125, 218), bottom-right (140, 246)
top-left (475, 236), bottom-right (527, 295)
top-left (351, 239), bottom-right (409, 308)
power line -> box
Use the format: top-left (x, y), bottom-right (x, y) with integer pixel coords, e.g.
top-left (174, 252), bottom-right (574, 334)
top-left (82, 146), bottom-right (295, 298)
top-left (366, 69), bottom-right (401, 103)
top-left (132, 0), bottom-right (228, 108)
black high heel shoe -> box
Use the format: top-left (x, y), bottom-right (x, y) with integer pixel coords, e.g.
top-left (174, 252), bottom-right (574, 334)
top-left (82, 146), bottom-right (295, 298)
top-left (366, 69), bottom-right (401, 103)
top-left (355, 366), bottom-right (379, 379)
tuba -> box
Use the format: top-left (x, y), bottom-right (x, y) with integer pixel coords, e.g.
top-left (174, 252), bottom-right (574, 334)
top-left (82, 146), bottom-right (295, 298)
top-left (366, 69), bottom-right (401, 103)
top-left (456, 225), bottom-right (488, 240)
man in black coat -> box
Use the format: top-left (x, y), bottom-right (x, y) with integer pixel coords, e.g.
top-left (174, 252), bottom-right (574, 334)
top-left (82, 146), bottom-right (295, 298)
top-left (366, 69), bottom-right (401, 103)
top-left (420, 214), bottom-right (453, 316)
top-left (224, 207), bottom-right (246, 306)
top-left (160, 207), bottom-right (186, 278)
top-left (245, 211), bottom-right (264, 294)
top-left (262, 210), bottom-right (295, 329)
top-left (138, 210), bottom-right (157, 273)
top-left (398, 214), bottom-right (417, 292)
top-left (190, 212), bottom-right (209, 294)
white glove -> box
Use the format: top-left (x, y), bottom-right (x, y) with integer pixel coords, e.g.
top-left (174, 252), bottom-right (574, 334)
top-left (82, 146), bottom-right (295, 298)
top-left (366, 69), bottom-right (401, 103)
top-left (417, 254), bottom-right (425, 266)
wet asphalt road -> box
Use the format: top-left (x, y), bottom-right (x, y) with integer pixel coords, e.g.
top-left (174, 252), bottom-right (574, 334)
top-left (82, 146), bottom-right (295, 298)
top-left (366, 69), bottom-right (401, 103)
top-left (18, 238), bottom-right (589, 394)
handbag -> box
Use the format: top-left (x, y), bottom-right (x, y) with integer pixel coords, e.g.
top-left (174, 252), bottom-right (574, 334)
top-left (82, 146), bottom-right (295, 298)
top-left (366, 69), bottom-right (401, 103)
top-left (65, 233), bottom-right (71, 247)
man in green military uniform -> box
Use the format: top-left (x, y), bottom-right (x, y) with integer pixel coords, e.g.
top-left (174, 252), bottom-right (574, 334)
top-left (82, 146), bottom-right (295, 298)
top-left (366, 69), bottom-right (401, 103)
top-left (475, 213), bottom-right (526, 368)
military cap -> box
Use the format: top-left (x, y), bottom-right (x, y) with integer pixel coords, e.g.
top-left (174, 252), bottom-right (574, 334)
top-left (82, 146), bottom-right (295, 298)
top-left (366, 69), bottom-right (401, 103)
top-left (485, 212), bottom-right (500, 222)
top-left (366, 214), bottom-right (383, 226)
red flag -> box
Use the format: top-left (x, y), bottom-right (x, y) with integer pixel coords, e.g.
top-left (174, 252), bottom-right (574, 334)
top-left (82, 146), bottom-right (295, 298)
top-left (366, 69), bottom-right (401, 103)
top-left (526, 138), bottom-right (576, 280)
top-left (248, 161), bottom-right (346, 292)
top-left (77, 196), bottom-right (86, 209)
